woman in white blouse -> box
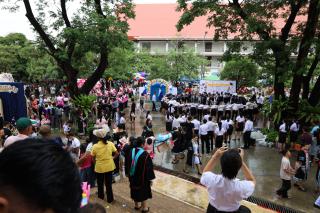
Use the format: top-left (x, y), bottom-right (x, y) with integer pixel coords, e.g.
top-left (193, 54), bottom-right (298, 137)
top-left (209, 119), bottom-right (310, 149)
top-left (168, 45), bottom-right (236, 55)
top-left (201, 148), bottom-right (255, 213)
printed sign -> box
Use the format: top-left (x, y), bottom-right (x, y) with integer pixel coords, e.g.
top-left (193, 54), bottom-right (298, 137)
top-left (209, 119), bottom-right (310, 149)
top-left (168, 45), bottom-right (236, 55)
top-left (199, 80), bottom-right (236, 94)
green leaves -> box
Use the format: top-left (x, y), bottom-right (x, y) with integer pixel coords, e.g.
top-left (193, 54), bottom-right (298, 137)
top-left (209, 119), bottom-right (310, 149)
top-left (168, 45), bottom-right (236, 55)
top-left (298, 99), bottom-right (320, 124)
top-left (71, 95), bottom-right (96, 117)
top-left (220, 57), bottom-right (259, 88)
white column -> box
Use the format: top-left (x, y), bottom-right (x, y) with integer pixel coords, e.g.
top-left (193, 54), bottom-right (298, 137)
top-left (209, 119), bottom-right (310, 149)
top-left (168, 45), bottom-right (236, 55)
top-left (223, 42), bottom-right (227, 53)
top-left (165, 42), bottom-right (169, 52)
top-left (194, 42), bottom-right (198, 53)
top-left (137, 42), bottom-right (141, 53)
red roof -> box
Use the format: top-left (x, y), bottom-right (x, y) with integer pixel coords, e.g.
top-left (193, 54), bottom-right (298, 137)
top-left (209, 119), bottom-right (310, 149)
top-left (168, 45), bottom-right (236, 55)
top-left (128, 4), bottom-right (213, 40)
top-left (128, 4), bottom-right (306, 40)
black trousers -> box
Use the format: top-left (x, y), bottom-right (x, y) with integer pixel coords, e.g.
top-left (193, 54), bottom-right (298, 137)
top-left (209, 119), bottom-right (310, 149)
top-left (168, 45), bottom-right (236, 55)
top-left (96, 171), bottom-right (114, 203)
top-left (207, 203), bottom-right (251, 213)
top-left (208, 131), bottom-right (214, 150)
top-left (201, 134), bottom-right (210, 154)
top-left (243, 131), bottom-right (251, 148)
top-left (276, 179), bottom-right (291, 198)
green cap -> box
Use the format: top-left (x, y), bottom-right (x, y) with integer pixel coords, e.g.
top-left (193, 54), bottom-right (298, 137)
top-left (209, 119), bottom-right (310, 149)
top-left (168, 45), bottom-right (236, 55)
top-left (16, 117), bottom-right (32, 131)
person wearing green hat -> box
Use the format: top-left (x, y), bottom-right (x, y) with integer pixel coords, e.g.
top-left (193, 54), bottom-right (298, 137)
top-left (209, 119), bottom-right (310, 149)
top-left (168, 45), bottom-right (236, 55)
top-left (3, 117), bottom-right (32, 148)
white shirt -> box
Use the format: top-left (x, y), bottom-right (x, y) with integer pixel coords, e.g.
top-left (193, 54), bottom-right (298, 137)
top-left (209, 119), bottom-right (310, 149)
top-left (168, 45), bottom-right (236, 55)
top-left (279, 123), bottom-right (286, 133)
top-left (236, 116), bottom-right (245, 123)
top-left (203, 114), bottom-right (210, 122)
top-left (207, 121), bottom-right (216, 132)
top-left (70, 137), bottom-right (81, 149)
top-left (280, 157), bottom-right (292, 180)
top-left (4, 134), bottom-right (29, 148)
top-left (201, 172), bottom-right (255, 212)
top-left (192, 119), bottom-right (200, 130)
top-left (290, 123), bottom-right (298, 132)
top-left (215, 127), bottom-right (226, 136)
top-left (120, 117), bottom-right (126, 124)
top-left (221, 120), bottom-right (229, 130)
top-left (199, 123), bottom-right (208, 135)
top-left (257, 96), bottom-right (264, 104)
top-left (243, 120), bottom-right (253, 133)
top-left (228, 119), bottom-right (234, 126)
top-left (218, 105), bottom-right (225, 111)
top-left (152, 94), bottom-right (157, 102)
top-left (147, 114), bottom-right (152, 121)
top-left (172, 119), bottom-right (181, 129)
top-left (232, 104), bottom-right (239, 111)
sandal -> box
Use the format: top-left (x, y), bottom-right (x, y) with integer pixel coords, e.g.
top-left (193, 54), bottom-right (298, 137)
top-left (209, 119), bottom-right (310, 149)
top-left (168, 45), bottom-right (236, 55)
top-left (141, 207), bottom-right (150, 213)
top-left (134, 206), bottom-right (142, 210)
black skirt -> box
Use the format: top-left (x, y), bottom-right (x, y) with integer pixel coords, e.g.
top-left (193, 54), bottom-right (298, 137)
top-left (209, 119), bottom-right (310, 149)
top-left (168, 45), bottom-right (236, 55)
top-left (279, 132), bottom-right (287, 144)
top-left (227, 125), bottom-right (234, 136)
top-left (236, 122), bottom-right (244, 132)
top-left (166, 121), bottom-right (172, 131)
top-left (215, 135), bottom-right (223, 148)
top-left (290, 131), bottom-right (298, 142)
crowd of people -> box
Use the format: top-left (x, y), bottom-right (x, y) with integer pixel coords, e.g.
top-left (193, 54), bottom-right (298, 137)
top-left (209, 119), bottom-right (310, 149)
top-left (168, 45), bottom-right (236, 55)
top-left (1, 80), bottom-right (320, 212)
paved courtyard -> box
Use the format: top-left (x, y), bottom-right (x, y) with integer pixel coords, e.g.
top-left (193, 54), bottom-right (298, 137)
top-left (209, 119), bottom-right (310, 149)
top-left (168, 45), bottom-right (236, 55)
top-left (124, 107), bottom-right (319, 213)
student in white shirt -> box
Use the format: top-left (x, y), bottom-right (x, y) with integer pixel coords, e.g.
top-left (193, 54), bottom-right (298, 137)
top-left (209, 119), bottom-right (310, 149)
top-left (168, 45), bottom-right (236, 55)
top-left (276, 149), bottom-right (295, 198)
top-left (278, 120), bottom-right (287, 151)
top-left (235, 113), bottom-right (245, 145)
top-left (192, 117), bottom-right (200, 136)
top-left (226, 117), bottom-right (234, 146)
top-left (152, 93), bottom-right (157, 111)
top-left (242, 116), bottom-right (253, 149)
top-left (199, 119), bottom-right (209, 154)
top-left (289, 120), bottom-right (299, 144)
top-left (201, 148), bottom-right (255, 213)
top-left (207, 117), bottom-right (216, 151)
top-left (172, 114), bottom-right (181, 129)
top-left (214, 122), bottom-right (226, 148)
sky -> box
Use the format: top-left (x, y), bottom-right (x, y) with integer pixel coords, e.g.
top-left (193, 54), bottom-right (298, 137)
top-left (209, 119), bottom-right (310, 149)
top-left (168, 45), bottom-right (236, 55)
top-left (0, 0), bottom-right (177, 40)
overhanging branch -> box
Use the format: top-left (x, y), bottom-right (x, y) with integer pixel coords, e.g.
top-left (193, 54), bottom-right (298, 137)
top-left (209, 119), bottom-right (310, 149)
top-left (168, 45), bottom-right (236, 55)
top-left (23, 0), bottom-right (56, 53)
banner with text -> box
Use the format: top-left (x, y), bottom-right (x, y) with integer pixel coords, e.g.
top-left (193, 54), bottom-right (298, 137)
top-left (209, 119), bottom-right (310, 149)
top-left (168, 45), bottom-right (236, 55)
top-left (199, 80), bottom-right (236, 94)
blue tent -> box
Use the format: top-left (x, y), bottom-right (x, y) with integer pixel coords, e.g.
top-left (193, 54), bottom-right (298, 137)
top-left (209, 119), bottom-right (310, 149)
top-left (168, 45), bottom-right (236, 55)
top-left (0, 82), bottom-right (27, 121)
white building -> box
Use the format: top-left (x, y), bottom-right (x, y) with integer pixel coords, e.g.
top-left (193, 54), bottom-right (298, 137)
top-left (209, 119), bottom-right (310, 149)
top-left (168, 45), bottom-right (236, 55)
top-left (128, 4), bottom-right (255, 76)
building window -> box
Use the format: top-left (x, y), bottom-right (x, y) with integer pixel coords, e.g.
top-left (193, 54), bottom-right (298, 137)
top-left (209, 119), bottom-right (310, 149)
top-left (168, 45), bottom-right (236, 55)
top-left (141, 42), bottom-right (151, 51)
top-left (205, 42), bottom-right (212, 52)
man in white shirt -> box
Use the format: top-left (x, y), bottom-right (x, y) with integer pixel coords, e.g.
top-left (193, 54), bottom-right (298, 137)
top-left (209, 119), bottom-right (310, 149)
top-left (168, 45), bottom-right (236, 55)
top-left (201, 148), bottom-right (255, 212)
top-left (4, 117), bottom-right (32, 148)
top-left (242, 116), bottom-right (253, 149)
top-left (199, 119), bottom-right (209, 154)
top-left (152, 92), bottom-right (157, 112)
top-left (276, 149), bottom-right (295, 198)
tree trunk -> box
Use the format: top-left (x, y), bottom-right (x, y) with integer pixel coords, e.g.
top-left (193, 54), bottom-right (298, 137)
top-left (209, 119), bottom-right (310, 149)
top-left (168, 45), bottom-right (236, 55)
top-left (308, 76), bottom-right (320, 106)
top-left (273, 52), bottom-right (286, 100)
top-left (290, 74), bottom-right (303, 108)
top-left (302, 76), bottom-right (310, 99)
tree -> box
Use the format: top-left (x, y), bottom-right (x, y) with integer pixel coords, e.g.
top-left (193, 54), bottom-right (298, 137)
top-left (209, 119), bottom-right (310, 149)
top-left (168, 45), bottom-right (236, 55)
top-left (148, 47), bottom-right (208, 81)
top-left (220, 58), bottom-right (259, 89)
top-left (0, 33), bottom-right (30, 81)
top-left (2, 0), bottom-right (135, 97)
top-left (177, 0), bottom-right (320, 108)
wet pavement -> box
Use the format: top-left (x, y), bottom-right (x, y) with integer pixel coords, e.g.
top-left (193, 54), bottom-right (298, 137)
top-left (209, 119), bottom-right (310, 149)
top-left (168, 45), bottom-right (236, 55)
top-left (124, 105), bottom-right (319, 213)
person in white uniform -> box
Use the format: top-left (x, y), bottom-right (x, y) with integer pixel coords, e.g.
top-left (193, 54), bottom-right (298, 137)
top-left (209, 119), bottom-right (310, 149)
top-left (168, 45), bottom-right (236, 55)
top-left (201, 147), bottom-right (255, 213)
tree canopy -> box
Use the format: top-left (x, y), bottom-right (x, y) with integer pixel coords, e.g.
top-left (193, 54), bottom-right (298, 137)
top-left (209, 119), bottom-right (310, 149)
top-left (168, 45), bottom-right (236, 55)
top-left (1, 0), bottom-right (135, 96)
top-left (220, 58), bottom-right (259, 89)
top-left (0, 33), bottom-right (62, 81)
top-left (177, 0), bottom-right (320, 109)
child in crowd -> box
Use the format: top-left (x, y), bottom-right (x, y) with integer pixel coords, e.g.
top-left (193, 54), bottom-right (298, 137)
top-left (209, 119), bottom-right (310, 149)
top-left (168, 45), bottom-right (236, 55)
top-left (276, 149), bottom-right (295, 198)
